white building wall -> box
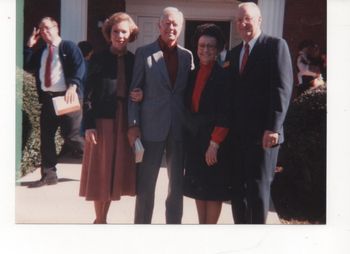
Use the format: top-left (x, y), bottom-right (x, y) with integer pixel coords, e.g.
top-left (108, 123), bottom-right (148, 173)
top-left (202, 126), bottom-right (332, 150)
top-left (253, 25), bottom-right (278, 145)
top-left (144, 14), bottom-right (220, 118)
top-left (60, 0), bottom-right (88, 43)
top-left (258, 0), bottom-right (286, 38)
top-left (126, 0), bottom-right (240, 53)
top-left (57, 0), bottom-right (287, 49)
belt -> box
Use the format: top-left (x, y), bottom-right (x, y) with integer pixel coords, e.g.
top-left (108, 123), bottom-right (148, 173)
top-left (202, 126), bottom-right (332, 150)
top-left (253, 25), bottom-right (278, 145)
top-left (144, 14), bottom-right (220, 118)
top-left (42, 91), bottom-right (66, 97)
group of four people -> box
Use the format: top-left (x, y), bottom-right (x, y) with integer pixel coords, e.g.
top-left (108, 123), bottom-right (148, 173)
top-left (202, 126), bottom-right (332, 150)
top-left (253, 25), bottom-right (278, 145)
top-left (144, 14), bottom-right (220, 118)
top-left (24, 2), bottom-right (293, 224)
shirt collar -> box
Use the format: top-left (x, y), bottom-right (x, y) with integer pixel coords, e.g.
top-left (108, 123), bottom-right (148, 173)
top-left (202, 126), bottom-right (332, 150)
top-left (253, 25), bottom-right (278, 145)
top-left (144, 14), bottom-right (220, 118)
top-left (243, 31), bottom-right (261, 51)
top-left (48, 37), bottom-right (62, 48)
top-left (158, 36), bottom-right (177, 52)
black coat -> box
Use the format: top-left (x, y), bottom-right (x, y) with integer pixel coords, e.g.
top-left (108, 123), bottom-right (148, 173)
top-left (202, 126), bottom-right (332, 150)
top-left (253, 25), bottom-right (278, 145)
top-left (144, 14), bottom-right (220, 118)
top-left (184, 62), bottom-right (231, 139)
top-left (84, 49), bottom-right (134, 129)
top-left (183, 62), bottom-right (232, 201)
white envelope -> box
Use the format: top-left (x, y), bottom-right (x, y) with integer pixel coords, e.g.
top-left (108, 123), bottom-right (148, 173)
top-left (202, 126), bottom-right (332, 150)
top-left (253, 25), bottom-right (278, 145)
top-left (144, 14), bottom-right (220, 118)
top-left (134, 138), bottom-right (144, 163)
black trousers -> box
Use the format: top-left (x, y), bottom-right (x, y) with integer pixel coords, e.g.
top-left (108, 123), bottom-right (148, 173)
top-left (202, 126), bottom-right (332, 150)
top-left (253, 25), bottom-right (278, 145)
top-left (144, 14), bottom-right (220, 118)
top-left (230, 137), bottom-right (280, 224)
top-left (40, 92), bottom-right (84, 171)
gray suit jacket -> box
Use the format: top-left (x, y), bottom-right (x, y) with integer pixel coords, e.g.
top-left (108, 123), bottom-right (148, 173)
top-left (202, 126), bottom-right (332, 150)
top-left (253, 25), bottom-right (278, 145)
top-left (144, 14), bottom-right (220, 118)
top-left (128, 40), bottom-right (194, 142)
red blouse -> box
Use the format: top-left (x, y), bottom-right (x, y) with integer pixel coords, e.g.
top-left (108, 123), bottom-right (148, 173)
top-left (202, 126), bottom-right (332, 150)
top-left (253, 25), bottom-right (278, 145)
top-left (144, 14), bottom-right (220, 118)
top-left (191, 62), bottom-right (229, 145)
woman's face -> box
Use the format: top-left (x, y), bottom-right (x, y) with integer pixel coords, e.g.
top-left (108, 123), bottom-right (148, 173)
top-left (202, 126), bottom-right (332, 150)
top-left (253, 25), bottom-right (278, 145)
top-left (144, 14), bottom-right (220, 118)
top-left (197, 35), bottom-right (218, 65)
top-left (110, 20), bottom-right (131, 50)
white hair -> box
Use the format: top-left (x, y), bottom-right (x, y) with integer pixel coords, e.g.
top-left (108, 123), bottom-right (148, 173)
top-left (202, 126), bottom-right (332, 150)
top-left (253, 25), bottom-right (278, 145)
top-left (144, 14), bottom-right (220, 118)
top-left (160, 6), bottom-right (184, 24)
top-left (238, 2), bottom-right (261, 18)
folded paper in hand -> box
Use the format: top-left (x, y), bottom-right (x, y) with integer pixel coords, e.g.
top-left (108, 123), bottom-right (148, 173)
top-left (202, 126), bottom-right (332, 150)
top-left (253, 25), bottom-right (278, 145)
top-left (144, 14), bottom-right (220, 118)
top-left (52, 95), bottom-right (80, 116)
top-left (134, 138), bottom-right (144, 163)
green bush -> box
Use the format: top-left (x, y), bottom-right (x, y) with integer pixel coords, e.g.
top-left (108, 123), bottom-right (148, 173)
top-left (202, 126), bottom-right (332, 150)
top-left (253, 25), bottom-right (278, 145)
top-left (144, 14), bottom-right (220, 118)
top-left (18, 68), bottom-right (64, 178)
top-left (271, 86), bottom-right (326, 223)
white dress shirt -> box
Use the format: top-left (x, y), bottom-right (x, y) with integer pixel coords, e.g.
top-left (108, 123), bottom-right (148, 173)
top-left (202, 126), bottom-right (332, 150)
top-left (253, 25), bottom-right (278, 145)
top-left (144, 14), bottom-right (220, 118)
top-left (39, 38), bottom-right (66, 92)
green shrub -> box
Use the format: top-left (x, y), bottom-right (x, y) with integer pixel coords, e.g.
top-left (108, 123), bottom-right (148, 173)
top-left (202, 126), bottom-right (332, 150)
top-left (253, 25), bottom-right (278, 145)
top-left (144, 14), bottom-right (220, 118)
top-left (18, 68), bottom-right (64, 178)
top-left (271, 86), bottom-right (326, 223)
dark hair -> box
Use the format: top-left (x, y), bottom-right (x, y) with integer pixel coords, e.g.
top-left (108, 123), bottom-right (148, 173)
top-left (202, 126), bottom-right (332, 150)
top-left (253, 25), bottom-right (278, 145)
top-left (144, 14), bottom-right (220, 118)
top-left (298, 39), bottom-right (317, 51)
top-left (102, 12), bottom-right (139, 43)
top-left (192, 23), bottom-right (225, 52)
top-left (78, 41), bottom-right (93, 57)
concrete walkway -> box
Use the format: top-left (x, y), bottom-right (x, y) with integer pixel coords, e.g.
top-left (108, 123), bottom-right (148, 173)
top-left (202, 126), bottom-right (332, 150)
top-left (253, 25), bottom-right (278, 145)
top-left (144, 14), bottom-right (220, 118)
top-left (15, 159), bottom-right (281, 224)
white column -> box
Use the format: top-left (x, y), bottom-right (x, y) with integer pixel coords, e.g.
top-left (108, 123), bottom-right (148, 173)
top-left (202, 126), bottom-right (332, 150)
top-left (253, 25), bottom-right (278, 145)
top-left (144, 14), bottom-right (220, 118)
top-left (60, 0), bottom-right (88, 43)
top-left (258, 0), bottom-right (286, 38)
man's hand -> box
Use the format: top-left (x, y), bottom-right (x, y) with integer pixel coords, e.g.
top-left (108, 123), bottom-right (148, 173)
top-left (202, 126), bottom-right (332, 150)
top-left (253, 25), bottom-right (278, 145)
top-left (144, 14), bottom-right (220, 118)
top-left (262, 130), bottom-right (279, 149)
top-left (85, 129), bottom-right (97, 145)
top-left (64, 84), bottom-right (77, 104)
top-left (130, 88), bottom-right (143, 102)
top-left (127, 126), bottom-right (141, 147)
top-left (205, 141), bottom-right (219, 166)
top-left (27, 27), bottom-right (41, 48)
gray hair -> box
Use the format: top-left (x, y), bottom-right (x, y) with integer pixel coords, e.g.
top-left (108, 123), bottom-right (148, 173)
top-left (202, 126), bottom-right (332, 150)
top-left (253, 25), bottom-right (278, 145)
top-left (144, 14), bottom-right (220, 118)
top-left (238, 2), bottom-right (261, 18)
top-left (39, 16), bottom-right (59, 28)
top-left (160, 7), bottom-right (184, 25)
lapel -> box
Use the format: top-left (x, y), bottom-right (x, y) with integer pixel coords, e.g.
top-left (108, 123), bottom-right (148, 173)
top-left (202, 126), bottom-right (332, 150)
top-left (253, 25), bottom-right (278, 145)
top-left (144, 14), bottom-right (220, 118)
top-left (188, 63), bottom-right (217, 112)
top-left (173, 47), bottom-right (187, 91)
top-left (151, 42), bottom-right (172, 88)
top-left (199, 63), bottom-right (217, 110)
top-left (186, 67), bottom-right (199, 108)
top-left (233, 43), bottom-right (242, 75)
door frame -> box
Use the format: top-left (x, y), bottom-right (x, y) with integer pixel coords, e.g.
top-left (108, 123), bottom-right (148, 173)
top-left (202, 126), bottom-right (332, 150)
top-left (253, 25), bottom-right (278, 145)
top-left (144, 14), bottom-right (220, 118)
top-left (126, 0), bottom-right (239, 53)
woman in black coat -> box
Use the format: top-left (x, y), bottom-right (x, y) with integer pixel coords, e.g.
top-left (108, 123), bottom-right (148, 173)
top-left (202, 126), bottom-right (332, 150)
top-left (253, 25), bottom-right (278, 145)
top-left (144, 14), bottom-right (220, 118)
top-left (183, 24), bottom-right (232, 224)
top-left (79, 12), bottom-right (142, 224)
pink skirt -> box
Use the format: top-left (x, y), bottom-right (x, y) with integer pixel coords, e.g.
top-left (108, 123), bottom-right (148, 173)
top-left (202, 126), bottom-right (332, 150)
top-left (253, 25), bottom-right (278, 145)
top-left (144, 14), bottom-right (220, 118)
top-left (79, 101), bottom-right (136, 201)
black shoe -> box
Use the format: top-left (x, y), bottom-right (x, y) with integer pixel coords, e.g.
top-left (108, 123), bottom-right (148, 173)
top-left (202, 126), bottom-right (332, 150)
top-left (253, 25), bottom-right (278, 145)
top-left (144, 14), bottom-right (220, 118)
top-left (28, 169), bottom-right (58, 188)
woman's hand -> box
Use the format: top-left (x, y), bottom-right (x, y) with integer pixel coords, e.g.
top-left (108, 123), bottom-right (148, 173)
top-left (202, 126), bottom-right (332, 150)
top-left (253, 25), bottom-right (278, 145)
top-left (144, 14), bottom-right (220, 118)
top-left (205, 141), bottom-right (219, 166)
top-left (27, 27), bottom-right (41, 48)
top-left (85, 129), bottom-right (97, 145)
top-left (130, 88), bottom-right (143, 102)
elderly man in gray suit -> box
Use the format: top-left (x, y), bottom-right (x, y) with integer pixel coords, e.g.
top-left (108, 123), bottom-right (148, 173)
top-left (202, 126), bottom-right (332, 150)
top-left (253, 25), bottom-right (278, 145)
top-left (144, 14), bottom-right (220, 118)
top-left (128, 7), bottom-right (194, 224)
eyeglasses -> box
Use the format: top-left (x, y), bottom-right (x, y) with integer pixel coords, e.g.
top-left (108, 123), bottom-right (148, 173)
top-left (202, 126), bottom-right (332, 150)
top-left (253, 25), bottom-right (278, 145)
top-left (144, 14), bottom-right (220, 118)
top-left (39, 25), bottom-right (57, 32)
top-left (198, 43), bottom-right (217, 50)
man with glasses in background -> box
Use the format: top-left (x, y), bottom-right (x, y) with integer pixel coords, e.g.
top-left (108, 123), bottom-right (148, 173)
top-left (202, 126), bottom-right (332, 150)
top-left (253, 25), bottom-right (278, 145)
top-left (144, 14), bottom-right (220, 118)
top-left (24, 17), bottom-right (85, 187)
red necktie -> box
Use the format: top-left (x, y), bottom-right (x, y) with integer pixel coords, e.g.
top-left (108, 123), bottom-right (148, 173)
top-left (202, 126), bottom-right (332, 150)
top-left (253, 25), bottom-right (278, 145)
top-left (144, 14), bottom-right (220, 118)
top-left (240, 43), bottom-right (249, 74)
top-left (44, 45), bottom-right (53, 87)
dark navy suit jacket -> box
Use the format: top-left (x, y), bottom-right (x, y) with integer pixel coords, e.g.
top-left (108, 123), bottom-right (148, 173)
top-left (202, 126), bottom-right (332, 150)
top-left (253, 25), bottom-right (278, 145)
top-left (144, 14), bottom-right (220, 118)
top-left (228, 33), bottom-right (293, 144)
top-left (24, 40), bottom-right (85, 103)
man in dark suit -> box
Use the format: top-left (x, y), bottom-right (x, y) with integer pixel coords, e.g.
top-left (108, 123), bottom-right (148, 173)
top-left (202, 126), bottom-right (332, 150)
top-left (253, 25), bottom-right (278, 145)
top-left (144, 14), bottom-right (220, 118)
top-left (24, 17), bottom-right (85, 187)
top-left (228, 3), bottom-right (293, 224)
top-left (128, 7), bottom-right (194, 224)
